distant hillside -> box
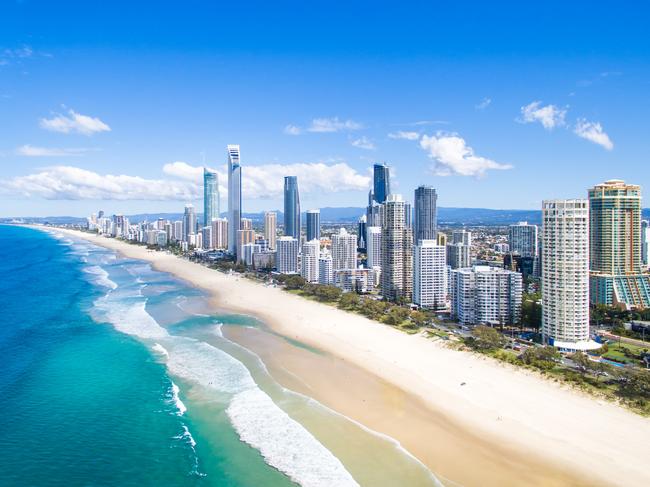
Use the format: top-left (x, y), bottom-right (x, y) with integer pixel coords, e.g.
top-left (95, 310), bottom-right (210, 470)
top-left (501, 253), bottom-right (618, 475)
top-left (4, 208), bottom-right (649, 227)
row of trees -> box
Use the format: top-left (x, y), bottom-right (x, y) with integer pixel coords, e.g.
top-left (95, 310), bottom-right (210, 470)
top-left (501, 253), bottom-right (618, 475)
top-left (278, 274), bottom-right (430, 328)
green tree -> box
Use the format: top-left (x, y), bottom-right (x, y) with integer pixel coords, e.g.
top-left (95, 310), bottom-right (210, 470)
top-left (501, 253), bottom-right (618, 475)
top-left (569, 351), bottom-right (591, 375)
top-left (467, 325), bottom-right (506, 352)
top-left (383, 307), bottom-right (410, 326)
top-left (521, 346), bottom-right (560, 370)
top-left (359, 299), bottom-right (387, 320)
top-left (315, 285), bottom-right (342, 302)
top-left (410, 310), bottom-right (428, 327)
top-left (339, 292), bottom-right (360, 310)
top-left (284, 275), bottom-right (306, 290)
top-left (617, 369), bottom-right (650, 400)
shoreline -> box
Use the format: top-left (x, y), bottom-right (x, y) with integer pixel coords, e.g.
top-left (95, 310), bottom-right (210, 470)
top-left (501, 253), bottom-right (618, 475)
top-left (42, 227), bottom-right (650, 486)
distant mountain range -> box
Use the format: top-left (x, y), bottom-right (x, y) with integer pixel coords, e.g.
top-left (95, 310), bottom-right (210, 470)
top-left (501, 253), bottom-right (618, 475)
top-left (5, 207), bottom-right (650, 227)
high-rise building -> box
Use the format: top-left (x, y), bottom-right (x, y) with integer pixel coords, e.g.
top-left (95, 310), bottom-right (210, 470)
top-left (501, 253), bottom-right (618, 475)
top-left (182, 204), bottom-right (197, 242)
top-left (264, 211), bottom-right (277, 250)
top-left (211, 218), bottom-right (228, 249)
top-left (373, 163), bottom-right (390, 204)
top-left (437, 232), bottom-right (448, 247)
top-left (446, 242), bottom-right (471, 269)
top-left (241, 218), bottom-right (253, 231)
top-left (318, 254), bottom-right (334, 285)
top-left (236, 229), bottom-right (255, 263)
top-left (201, 226), bottom-right (212, 250)
top-left (542, 199), bottom-right (596, 350)
top-left (381, 194), bottom-right (413, 302)
top-left (227, 145), bottom-right (242, 255)
top-left (203, 168), bottom-right (220, 226)
top-left (366, 226), bottom-right (382, 270)
top-left (301, 239), bottom-right (320, 283)
top-left (242, 243), bottom-right (261, 267)
top-left (331, 227), bottom-right (357, 271)
top-left (642, 220), bottom-right (650, 268)
top-left (588, 180), bottom-right (650, 308)
top-left (414, 186), bottom-right (437, 243)
top-left (284, 176), bottom-right (301, 239)
top-left (357, 214), bottom-right (367, 252)
top-left (450, 265), bottom-right (522, 325)
top-left (172, 220), bottom-right (183, 242)
top-left (306, 209), bottom-right (321, 242)
top-left (414, 240), bottom-right (447, 309)
top-left (451, 229), bottom-right (472, 246)
top-left (276, 236), bottom-right (299, 274)
top-left (509, 221), bottom-right (539, 258)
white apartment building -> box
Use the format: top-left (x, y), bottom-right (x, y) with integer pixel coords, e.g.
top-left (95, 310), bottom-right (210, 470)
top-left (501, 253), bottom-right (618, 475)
top-left (413, 240), bottom-right (447, 309)
top-left (542, 199), bottom-right (597, 350)
top-left (301, 239), bottom-right (320, 283)
top-left (450, 265), bottom-right (522, 326)
top-left (276, 236), bottom-right (299, 274)
top-left (366, 226), bottom-right (382, 270)
top-left (318, 254), bottom-right (334, 285)
top-left (331, 227), bottom-right (357, 271)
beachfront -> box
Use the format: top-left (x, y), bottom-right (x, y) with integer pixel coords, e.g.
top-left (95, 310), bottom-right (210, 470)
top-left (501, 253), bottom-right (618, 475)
top-left (51, 227), bottom-right (650, 487)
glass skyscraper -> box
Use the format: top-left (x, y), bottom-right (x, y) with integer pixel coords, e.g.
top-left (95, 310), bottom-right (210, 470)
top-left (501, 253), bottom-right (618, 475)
top-left (227, 145), bottom-right (241, 255)
top-left (414, 185), bottom-right (437, 243)
top-left (203, 168), bottom-right (220, 227)
top-left (284, 176), bottom-right (301, 239)
top-left (588, 179), bottom-right (650, 308)
top-left (306, 209), bottom-right (320, 241)
top-left (372, 162), bottom-right (390, 204)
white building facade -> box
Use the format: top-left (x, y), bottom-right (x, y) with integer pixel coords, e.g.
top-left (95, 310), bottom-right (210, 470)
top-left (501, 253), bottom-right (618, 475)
top-left (413, 240), bottom-right (447, 309)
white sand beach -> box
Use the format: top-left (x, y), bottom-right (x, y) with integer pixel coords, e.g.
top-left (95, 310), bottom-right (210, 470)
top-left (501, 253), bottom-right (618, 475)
top-left (50, 228), bottom-right (650, 486)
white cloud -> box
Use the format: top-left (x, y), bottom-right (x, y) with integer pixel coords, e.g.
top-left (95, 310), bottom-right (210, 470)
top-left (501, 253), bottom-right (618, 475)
top-left (307, 117), bottom-right (363, 133)
top-left (388, 131), bottom-right (420, 140)
top-left (574, 119), bottom-right (614, 150)
top-left (476, 97), bottom-right (492, 110)
top-left (40, 109), bottom-right (111, 135)
top-left (15, 145), bottom-right (94, 157)
top-left (3, 46), bottom-right (34, 58)
top-left (2, 161), bottom-right (370, 201)
top-left (419, 133), bottom-right (512, 177)
top-left (283, 124), bottom-right (302, 135)
top-left (350, 136), bottom-right (376, 150)
top-left (519, 101), bottom-right (567, 129)
top-left (0, 166), bottom-right (199, 201)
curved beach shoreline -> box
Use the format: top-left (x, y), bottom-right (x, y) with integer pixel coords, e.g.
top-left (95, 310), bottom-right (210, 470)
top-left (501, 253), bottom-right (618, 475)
top-left (45, 227), bottom-right (650, 486)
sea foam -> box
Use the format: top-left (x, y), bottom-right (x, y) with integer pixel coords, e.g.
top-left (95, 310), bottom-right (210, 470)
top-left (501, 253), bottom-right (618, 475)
top-left (83, 265), bottom-right (118, 290)
top-left (227, 388), bottom-right (359, 487)
top-left (170, 382), bottom-right (187, 416)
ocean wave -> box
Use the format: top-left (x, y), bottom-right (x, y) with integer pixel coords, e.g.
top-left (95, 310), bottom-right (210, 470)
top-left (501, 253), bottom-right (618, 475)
top-left (152, 343), bottom-right (170, 358)
top-left (83, 265), bottom-right (118, 290)
top-left (166, 340), bottom-right (255, 394)
top-left (94, 295), bottom-right (169, 339)
top-left (171, 382), bottom-right (187, 416)
top-left (227, 388), bottom-right (359, 487)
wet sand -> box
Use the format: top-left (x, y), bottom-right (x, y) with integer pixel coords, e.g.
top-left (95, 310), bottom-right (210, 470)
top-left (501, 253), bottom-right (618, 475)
top-left (224, 324), bottom-right (599, 487)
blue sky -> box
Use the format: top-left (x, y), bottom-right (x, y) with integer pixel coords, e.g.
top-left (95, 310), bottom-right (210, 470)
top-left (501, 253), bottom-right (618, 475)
top-left (1, 0), bottom-right (649, 216)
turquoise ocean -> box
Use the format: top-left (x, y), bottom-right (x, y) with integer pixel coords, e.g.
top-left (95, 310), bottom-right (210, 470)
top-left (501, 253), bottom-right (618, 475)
top-left (0, 225), bottom-right (440, 487)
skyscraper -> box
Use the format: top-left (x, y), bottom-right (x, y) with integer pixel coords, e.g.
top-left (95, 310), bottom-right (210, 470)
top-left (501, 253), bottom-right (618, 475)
top-left (227, 145), bottom-right (241, 255)
top-left (542, 199), bottom-right (595, 350)
top-left (366, 226), bottom-right (382, 270)
top-left (284, 176), bottom-right (301, 239)
top-left (203, 167), bottom-right (220, 226)
top-left (211, 218), bottom-right (228, 249)
top-left (357, 214), bottom-right (367, 252)
top-left (306, 209), bottom-right (321, 242)
top-left (236, 229), bottom-right (255, 263)
top-left (446, 242), bottom-right (471, 269)
top-left (182, 204), bottom-right (197, 242)
top-left (414, 185), bottom-right (438, 243)
top-left (642, 220), bottom-right (650, 268)
top-left (276, 236), bottom-right (299, 274)
top-left (331, 228), bottom-right (357, 271)
top-left (451, 229), bottom-right (472, 246)
top-left (301, 239), bottom-right (320, 283)
top-left (508, 221), bottom-right (538, 258)
top-left (264, 211), bottom-right (277, 250)
top-left (588, 180), bottom-right (650, 308)
top-left (381, 194), bottom-right (413, 302)
top-left (414, 240), bottom-right (447, 309)
top-left (373, 163), bottom-right (390, 204)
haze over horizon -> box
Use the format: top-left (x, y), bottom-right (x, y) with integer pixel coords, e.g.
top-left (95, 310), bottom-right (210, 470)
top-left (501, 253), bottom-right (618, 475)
top-left (1, 1), bottom-right (649, 217)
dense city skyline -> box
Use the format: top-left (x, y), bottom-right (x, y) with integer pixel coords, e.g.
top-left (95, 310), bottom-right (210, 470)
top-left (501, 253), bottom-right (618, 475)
top-left (2, 1), bottom-right (650, 217)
